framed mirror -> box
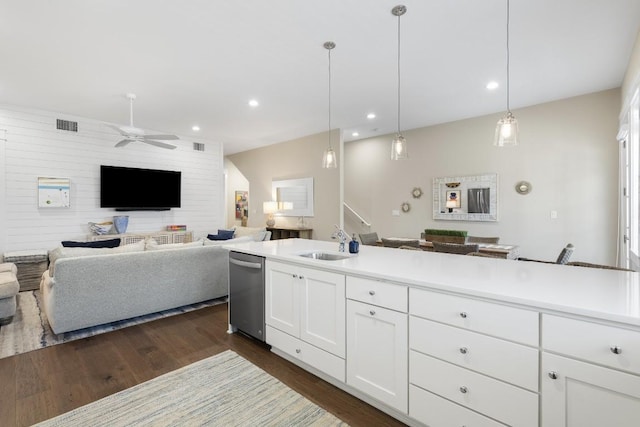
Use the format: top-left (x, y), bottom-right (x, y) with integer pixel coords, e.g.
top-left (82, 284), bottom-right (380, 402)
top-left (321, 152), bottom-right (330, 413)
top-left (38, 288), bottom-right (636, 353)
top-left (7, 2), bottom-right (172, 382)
top-left (433, 173), bottom-right (498, 221)
top-left (271, 177), bottom-right (314, 217)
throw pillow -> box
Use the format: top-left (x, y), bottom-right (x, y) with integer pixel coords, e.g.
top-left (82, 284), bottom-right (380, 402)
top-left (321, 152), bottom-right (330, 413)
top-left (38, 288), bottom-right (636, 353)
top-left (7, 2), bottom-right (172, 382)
top-left (61, 238), bottom-right (121, 248)
top-left (207, 229), bottom-right (235, 240)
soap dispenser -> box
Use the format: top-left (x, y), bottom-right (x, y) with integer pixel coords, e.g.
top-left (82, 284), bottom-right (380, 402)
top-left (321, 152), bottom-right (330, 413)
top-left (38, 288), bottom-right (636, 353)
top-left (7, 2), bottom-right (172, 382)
top-left (349, 234), bottom-right (360, 254)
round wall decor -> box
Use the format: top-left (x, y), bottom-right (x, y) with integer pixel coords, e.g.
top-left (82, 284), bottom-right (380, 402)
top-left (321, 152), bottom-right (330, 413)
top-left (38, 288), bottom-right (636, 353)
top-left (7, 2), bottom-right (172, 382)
top-left (515, 181), bottom-right (532, 195)
top-left (411, 187), bottom-right (423, 198)
top-left (401, 202), bottom-right (411, 213)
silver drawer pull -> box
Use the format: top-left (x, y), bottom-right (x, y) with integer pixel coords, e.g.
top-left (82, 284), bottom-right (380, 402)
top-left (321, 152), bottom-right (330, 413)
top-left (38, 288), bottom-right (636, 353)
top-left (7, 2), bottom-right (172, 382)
top-left (610, 346), bottom-right (622, 355)
top-left (295, 349), bottom-right (301, 354)
top-left (459, 312), bottom-right (468, 318)
top-left (299, 275), bottom-right (304, 280)
top-left (369, 290), bottom-right (376, 296)
top-left (548, 371), bottom-right (558, 380)
top-left (459, 347), bottom-right (468, 354)
top-left (459, 386), bottom-right (468, 394)
top-left (369, 310), bottom-right (376, 316)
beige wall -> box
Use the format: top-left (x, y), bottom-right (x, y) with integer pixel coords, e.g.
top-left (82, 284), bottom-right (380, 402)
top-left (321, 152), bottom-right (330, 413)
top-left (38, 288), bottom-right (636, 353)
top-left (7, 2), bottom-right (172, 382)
top-left (345, 89), bottom-right (621, 264)
top-left (226, 129), bottom-right (341, 241)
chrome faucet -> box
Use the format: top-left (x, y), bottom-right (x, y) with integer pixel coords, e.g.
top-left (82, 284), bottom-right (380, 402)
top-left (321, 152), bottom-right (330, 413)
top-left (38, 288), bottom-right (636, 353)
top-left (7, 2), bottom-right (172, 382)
top-left (332, 225), bottom-right (348, 252)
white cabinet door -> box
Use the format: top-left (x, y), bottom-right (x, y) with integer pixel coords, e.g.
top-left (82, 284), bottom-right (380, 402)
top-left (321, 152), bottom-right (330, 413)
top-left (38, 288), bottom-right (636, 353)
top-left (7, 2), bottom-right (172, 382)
top-left (265, 261), bottom-right (300, 337)
top-left (346, 299), bottom-right (408, 413)
top-left (542, 352), bottom-right (640, 427)
top-left (266, 261), bottom-right (345, 358)
top-left (300, 267), bottom-right (345, 358)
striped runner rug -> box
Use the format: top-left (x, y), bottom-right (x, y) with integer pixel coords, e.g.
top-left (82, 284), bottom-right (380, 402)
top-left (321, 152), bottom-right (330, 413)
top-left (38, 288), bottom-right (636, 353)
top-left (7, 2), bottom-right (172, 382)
top-left (34, 350), bottom-right (348, 426)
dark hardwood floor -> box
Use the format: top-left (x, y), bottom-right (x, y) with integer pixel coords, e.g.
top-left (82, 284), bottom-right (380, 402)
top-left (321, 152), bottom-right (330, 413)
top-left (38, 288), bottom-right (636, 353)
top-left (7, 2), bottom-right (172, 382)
top-left (0, 303), bottom-right (406, 426)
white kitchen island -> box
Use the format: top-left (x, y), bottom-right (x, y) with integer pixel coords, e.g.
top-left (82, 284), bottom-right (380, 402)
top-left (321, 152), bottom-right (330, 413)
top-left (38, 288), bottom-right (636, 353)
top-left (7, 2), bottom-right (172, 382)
top-left (227, 238), bottom-right (640, 427)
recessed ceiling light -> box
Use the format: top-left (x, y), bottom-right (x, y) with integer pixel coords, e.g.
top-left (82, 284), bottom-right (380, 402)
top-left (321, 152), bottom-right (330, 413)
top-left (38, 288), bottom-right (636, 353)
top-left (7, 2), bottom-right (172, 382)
top-left (248, 99), bottom-right (259, 107)
top-left (367, 113), bottom-right (376, 119)
top-left (352, 132), bottom-right (359, 137)
top-left (192, 125), bottom-right (200, 131)
top-left (486, 81), bottom-right (499, 90)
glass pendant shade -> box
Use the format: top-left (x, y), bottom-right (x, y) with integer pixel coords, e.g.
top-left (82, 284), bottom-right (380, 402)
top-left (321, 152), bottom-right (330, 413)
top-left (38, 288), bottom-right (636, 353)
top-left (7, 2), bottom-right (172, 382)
top-left (322, 147), bottom-right (337, 168)
top-left (322, 41), bottom-right (337, 169)
top-left (391, 134), bottom-right (408, 160)
top-left (494, 111), bottom-right (519, 147)
top-left (391, 5), bottom-right (408, 160)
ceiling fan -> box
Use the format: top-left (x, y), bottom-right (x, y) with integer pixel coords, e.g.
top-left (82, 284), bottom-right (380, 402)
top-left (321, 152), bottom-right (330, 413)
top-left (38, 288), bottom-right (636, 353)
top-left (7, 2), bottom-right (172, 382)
top-left (106, 93), bottom-right (179, 150)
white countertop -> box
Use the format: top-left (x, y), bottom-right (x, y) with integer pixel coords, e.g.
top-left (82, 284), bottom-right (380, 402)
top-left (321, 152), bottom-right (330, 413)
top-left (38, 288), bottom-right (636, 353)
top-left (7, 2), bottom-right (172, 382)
top-left (225, 238), bottom-right (640, 326)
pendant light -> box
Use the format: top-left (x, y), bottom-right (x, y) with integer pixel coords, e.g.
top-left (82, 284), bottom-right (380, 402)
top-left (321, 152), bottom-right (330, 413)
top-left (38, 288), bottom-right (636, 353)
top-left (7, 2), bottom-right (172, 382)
top-left (391, 5), bottom-right (408, 160)
top-left (494, 0), bottom-right (519, 146)
top-left (322, 41), bottom-right (337, 168)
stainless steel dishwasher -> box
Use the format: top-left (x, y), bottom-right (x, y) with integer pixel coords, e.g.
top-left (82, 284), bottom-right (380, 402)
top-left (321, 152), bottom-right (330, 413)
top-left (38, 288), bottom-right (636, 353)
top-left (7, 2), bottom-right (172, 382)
top-left (229, 251), bottom-right (265, 342)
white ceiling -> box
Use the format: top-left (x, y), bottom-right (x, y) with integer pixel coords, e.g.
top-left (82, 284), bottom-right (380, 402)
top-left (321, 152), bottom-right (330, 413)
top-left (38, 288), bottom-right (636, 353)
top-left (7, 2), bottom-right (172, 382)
top-left (1, 0), bottom-right (639, 155)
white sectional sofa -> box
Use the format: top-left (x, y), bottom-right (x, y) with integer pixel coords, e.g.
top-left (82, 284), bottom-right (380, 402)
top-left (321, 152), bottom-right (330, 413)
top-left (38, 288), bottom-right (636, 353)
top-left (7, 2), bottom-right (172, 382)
top-left (41, 242), bottom-right (230, 334)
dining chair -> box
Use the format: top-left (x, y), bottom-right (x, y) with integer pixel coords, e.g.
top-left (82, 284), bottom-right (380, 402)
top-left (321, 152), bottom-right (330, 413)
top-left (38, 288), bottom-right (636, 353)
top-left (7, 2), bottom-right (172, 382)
top-left (518, 243), bottom-right (574, 265)
top-left (381, 238), bottom-right (420, 248)
top-left (432, 242), bottom-right (480, 255)
top-left (358, 232), bottom-right (380, 246)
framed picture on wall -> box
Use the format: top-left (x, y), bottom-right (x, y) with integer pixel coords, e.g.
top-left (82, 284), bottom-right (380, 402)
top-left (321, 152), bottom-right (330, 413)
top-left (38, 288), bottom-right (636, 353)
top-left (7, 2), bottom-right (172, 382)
top-left (38, 177), bottom-right (70, 208)
top-left (235, 191), bottom-right (248, 220)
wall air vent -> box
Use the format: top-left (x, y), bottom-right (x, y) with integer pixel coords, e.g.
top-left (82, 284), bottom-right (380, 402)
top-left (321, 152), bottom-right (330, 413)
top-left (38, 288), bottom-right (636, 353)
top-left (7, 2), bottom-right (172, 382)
top-left (193, 142), bottom-right (205, 152)
top-left (56, 119), bottom-right (78, 132)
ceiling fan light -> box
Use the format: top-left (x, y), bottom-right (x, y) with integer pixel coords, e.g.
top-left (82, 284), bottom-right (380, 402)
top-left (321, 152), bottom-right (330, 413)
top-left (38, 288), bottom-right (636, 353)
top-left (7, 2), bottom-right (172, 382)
top-left (494, 111), bottom-right (519, 146)
top-left (391, 134), bottom-right (408, 160)
top-left (322, 147), bottom-right (337, 168)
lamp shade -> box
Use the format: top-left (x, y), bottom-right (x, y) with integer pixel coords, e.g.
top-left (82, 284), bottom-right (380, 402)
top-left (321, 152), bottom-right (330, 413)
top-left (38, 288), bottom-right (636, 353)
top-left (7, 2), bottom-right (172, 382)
top-left (322, 147), bottom-right (337, 168)
top-left (494, 111), bottom-right (519, 147)
top-left (391, 134), bottom-right (408, 160)
top-left (263, 201), bottom-right (278, 214)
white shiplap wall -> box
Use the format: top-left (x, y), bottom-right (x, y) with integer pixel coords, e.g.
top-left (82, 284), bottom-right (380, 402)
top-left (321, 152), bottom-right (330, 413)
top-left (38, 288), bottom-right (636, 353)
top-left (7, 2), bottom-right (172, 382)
top-left (0, 105), bottom-right (225, 253)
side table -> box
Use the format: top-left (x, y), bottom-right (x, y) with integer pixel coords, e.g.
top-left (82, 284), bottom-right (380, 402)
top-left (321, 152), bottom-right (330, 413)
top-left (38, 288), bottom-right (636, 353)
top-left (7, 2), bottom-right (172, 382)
top-left (2, 249), bottom-right (49, 291)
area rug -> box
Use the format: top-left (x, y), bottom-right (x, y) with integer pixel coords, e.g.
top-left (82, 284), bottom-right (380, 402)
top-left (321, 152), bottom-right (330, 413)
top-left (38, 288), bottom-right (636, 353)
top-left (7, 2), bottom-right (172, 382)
top-left (33, 349), bottom-right (347, 426)
top-left (0, 290), bottom-right (226, 360)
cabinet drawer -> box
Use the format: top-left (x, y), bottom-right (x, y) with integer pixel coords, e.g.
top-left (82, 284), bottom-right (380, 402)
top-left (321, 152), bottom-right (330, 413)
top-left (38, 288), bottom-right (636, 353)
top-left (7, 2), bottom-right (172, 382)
top-left (543, 314), bottom-right (640, 375)
top-left (266, 325), bottom-right (345, 382)
top-left (346, 276), bottom-right (407, 312)
top-left (410, 316), bottom-right (539, 391)
top-left (409, 287), bottom-right (538, 346)
top-left (410, 351), bottom-right (538, 427)
top-left (410, 385), bottom-right (506, 427)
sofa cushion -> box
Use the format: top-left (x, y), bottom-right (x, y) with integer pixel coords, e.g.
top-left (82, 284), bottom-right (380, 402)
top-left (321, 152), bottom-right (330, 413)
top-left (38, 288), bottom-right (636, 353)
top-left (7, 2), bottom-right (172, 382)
top-left (49, 240), bottom-right (145, 276)
top-left (204, 236), bottom-right (253, 246)
top-left (207, 229), bottom-right (235, 240)
top-left (0, 271), bottom-right (19, 298)
top-left (232, 226), bottom-right (269, 241)
top-left (61, 238), bottom-right (121, 248)
top-left (145, 239), bottom-right (204, 251)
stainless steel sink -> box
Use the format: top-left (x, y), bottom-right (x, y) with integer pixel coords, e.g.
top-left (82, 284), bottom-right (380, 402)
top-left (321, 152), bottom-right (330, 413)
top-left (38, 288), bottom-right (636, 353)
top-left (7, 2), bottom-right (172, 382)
top-left (298, 251), bottom-right (351, 261)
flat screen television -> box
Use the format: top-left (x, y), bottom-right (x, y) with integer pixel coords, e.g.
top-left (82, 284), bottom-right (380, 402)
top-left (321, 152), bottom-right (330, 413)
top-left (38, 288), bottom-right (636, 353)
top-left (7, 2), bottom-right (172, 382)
top-left (100, 165), bottom-right (181, 211)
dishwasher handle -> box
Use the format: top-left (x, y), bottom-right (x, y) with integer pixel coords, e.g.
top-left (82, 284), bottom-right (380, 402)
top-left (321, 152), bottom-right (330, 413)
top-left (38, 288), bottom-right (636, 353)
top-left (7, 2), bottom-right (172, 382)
top-left (229, 257), bottom-right (263, 270)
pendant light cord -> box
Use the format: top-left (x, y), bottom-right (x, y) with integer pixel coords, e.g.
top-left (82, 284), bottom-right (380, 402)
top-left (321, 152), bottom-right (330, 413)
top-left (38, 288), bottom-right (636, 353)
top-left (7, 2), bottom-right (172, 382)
top-left (397, 11), bottom-right (402, 134)
top-left (506, 0), bottom-right (511, 114)
top-left (328, 46), bottom-right (332, 149)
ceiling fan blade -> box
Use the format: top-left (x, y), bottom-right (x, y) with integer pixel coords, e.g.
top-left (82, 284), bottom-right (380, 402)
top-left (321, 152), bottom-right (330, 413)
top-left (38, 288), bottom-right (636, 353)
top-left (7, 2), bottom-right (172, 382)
top-left (115, 139), bottom-right (134, 147)
top-left (144, 134), bottom-right (180, 140)
top-left (143, 139), bottom-right (177, 150)
top-left (105, 123), bottom-right (129, 136)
